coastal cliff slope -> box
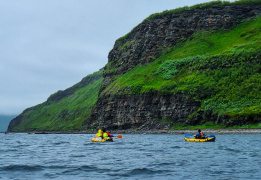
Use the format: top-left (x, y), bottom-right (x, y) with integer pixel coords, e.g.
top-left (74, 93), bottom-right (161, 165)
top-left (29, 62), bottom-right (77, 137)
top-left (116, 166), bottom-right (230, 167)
top-left (8, 0), bottom-right (261, 132)
top-left (88, 0), bottom-right (261, 130)
top-left (8, 71), bottom-right (103, 131)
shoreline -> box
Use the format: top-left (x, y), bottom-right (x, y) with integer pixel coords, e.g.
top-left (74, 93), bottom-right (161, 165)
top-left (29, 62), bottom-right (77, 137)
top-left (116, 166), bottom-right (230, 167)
top-left (3, 128), bottom-right (261, 134)
top-left (101, 128), bottom-right (261, 134)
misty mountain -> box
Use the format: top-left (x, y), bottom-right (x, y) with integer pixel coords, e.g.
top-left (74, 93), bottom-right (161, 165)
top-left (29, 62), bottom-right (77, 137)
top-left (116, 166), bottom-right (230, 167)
top-left (0, 115), bottom-right (16, 132)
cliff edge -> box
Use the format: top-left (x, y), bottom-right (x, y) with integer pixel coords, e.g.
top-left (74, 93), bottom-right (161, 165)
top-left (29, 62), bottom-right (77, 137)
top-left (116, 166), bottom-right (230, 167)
top-left (88, 1), bottom-right (261, 130)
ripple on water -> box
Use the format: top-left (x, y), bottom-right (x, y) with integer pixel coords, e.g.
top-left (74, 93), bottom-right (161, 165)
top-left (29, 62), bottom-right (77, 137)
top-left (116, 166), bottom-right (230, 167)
top-left (120, 167), bottom-right (171, 178)
top-left (0, 165), bottom-right (44, 172)
top-left (170, 145), bottom-right (182, 149)
top-left (59, 165), bottom-right (98, 174)
top-left (69, 154), bottom-right (85, 158)
top-left (52, 141), bottom-right (71, 146)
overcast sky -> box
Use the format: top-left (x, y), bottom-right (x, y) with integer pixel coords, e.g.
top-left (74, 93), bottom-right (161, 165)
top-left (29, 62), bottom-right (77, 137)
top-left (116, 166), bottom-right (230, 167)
top-left (0, 0), bottom-right (236, 116)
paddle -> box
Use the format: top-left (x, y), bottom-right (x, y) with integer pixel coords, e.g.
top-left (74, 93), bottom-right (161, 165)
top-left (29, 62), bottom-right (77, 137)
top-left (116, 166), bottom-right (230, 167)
top-left (208, 135), bottom-right (215, 138)
top-left (184, 134), bottom-right (192, 137)
top-left (90, 135), bottom-right (122, 138)
top-left (184, 134), bottom-right (195, 139)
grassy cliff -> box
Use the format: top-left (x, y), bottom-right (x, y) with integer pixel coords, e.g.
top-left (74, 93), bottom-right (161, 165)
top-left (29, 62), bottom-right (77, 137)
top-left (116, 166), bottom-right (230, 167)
top-left (8, 71), bottom-right (103, 132)
top-left (8, 0), bottom-right (261, 131)
top-left (101, 16), bottom-right (261, 126)
top-left (118, 0), bottom-right (261, 41)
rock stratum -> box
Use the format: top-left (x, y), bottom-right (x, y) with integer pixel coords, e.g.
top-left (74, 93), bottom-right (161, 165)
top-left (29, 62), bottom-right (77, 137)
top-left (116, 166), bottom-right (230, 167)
top-left (89, 1), bottom-right (261, 130)
top-left (102, 2), bottom-right (261, 89)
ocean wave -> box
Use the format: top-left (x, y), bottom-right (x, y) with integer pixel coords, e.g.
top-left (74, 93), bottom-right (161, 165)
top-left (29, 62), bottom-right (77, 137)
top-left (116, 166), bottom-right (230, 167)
top-left (53, 165), bottom-right (100, 175)
top-left (0, 165), bottom-right (43, 172)
top-left (0, 165), bottom-right (88, 172)
top-left (52, 141), bottom-right (70, 145)
top-left (122, 168), bottom-right (170, 177)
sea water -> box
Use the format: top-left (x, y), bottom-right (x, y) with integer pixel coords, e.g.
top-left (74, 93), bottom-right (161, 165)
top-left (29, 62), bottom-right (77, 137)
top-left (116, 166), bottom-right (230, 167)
top-left (0, 133), bottom-right (260, 179)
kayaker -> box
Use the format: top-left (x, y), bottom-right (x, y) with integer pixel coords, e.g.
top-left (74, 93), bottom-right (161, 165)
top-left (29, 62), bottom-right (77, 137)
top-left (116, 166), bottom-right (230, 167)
top-left (95, 129), bottom-right (103, 138)
top-left (195, 129), bottom-right (206, 139)
top-left (102, 128), bottom-right (113, 138)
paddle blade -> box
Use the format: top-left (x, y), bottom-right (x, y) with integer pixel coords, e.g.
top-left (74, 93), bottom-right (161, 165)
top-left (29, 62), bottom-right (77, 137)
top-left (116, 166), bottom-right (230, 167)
top-left (90, 135), bottom-right (94, 137)
top-left (184, 134), bottom-right (192, 137)
top-left (116, 135), bottom-right (122, 138)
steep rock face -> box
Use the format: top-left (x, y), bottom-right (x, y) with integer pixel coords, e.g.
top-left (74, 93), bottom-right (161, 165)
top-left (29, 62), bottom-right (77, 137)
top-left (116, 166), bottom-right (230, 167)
top-left (90, 4), bottom-right (261, 130)
top-left (103, 4), bottom-right (261, 90)
top-left (89, 94), bottom-right (200, 130)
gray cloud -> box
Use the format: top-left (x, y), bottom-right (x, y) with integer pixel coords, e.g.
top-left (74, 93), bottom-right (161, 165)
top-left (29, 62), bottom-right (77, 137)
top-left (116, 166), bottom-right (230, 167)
top-left (0, 0), bottom-right (235, 115)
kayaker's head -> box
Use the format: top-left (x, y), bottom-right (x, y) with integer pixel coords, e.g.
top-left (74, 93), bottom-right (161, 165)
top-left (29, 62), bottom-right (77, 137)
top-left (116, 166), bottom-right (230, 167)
top-left (98, 129), bottom-right (102, 133)
top-left (103, 128), bottom-right (106, 132)
top-left (198, 129), bottom-right (201, 133)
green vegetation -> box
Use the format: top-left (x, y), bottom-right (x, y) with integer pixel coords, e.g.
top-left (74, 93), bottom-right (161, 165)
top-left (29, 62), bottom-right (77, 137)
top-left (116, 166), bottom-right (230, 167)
top-left (144, 1), bottom-right (229, 22)
top-left (104, 60), bottom-right (119, 76)
top-left (10, 71), bottom-right (103, 131)
top-left (145, 0), bottom-right (261, 22)
top-left (9, 1), bottom-right (261, 131)
top-left (102, 16), bottom-right (261, 125)
top-left (119, 41), bottom-right (135, 51)
top-left (227, 123), bottom-right (261, 129)
top-left (117, 0), bottom-right (261, 42)
top-left (171, 122), bottom-right (261, 129)
top-left (171, 122), bottom-right (226, 130)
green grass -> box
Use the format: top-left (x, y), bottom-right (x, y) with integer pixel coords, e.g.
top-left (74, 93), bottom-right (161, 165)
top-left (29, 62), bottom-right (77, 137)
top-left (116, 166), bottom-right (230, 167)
top-left (9, 0), bottom-right (261, 131)
top-left (143, 1), bottom-right (231, 22)
top-left (171, 122), bottom-right (226, 130)
top-left (227, 123), bottom-right (261, 129)
top-left (101, 16), bottom-right (261, 124)
top-left (170, 122), bottom-right (261, 129)
top-left (117, 0), bottom-right (261, 41)
top-left (11, 71), bottom-right (103, 131)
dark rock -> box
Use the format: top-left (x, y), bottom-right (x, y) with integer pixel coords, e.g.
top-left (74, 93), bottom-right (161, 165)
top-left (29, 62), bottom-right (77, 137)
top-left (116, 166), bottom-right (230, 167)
top-left (90, 4), bottom-right (261, 130)
top-left (87, 93), bottom-right (200, 130)
top-left (102, 4), bottom-right (261, 92)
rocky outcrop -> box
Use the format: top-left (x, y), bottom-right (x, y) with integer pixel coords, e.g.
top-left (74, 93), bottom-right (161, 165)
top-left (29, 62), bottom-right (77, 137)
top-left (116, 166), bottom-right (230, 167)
top-left (90, 4), bottom-right (261, 130)
top-left (88, 93), bottom-right (200, 130)
top-left (102, 4), bottom-right (261, 90)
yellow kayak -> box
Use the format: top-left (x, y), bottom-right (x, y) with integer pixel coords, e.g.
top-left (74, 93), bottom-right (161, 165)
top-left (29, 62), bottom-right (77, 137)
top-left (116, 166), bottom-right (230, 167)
top-left (184, 134), bottom-right (216, 142)
top-left (91, 137), bottom-right (113, 142)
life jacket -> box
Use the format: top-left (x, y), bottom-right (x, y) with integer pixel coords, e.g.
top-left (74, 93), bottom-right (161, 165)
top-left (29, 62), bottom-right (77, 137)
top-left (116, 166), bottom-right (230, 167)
top-left (95, 129), bottom-right (102, 137)
top-left (200, 132), bottom-right (204, 138)
top-left (107, 132), bottom-right (112, 137)
top-left (103, 132), bottom-right (109, 138)
top-left (95, 133), bottom-right (102, 137)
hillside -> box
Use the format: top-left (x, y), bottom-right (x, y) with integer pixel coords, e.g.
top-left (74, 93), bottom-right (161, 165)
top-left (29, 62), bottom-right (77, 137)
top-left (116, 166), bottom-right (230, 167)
top-left (8, 0), bottom-right (261, 132)
top-left (96, 19), bottom-right (261, 128)
top-left (89, 0), bottom-right (261, 130)
top-left (8, 71), bottom-right (103, 132)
